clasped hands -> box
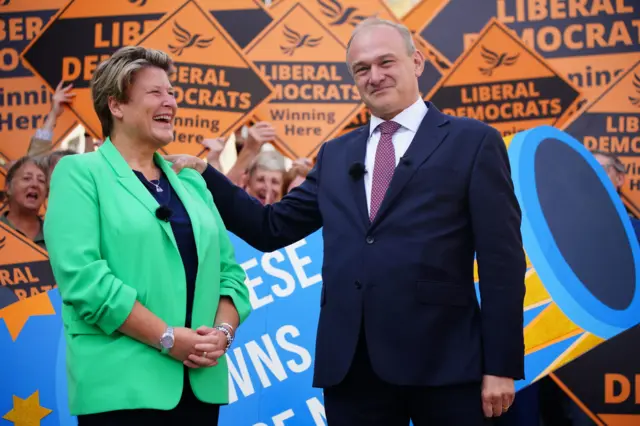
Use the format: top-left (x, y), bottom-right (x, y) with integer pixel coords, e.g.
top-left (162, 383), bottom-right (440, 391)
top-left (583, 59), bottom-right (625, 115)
top-left (168, 326), bottom-right (228, 369)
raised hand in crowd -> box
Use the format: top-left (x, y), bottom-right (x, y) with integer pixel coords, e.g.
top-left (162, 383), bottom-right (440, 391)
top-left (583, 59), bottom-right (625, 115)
top-left (226, 121), bottom-right (276, 186)
top-left (27, 81), bottom-right (76, 157)
top-left (201, 137), bottom-right (227, 171)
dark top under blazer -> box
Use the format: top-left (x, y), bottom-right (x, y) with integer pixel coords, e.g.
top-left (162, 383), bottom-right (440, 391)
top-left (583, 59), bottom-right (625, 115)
top-left (201, 102), bottom-right (527, 388)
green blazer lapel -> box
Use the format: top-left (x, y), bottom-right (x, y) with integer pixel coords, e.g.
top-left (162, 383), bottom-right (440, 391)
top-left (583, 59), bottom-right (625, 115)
top-left (99, 139), bottom-right (177, 248)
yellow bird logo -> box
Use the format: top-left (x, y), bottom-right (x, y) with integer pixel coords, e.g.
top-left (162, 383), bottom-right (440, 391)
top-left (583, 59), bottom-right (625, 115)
top-left (317, 0), bottom-right (367, 27)
top-left (280, 25), bottom-right (323, 57)
top-left (628, 73), bottom-right (640, 107)
top-left (478, 45), bottom-right (519, 77)
top-left (168, 21), bottom-right (214, 57)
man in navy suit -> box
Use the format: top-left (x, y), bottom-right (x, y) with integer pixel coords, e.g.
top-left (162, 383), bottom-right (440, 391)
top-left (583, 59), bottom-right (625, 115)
top-left (170, 17), bottom-right (526, 426)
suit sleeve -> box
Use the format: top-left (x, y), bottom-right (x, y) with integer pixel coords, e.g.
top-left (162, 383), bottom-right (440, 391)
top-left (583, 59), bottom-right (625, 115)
top-left (201, 144), bottom-right (326, 253)
top-left (469, 127), bottom-right (526, 380)
top-left (43, 157), bottom-right (137, 335)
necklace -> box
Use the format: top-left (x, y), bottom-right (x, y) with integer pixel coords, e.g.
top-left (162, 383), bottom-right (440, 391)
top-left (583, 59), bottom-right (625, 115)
top-left (148, 179), bottom-right (163, 193)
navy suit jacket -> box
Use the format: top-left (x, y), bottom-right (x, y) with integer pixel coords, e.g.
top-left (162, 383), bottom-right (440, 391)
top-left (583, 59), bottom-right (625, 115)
top-left (202, 102), bottom-right (526, 388)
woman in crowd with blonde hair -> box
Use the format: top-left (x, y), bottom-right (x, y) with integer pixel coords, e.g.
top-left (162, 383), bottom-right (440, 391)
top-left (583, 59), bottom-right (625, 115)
top-left (44, 46), bottom-right (251, 425)
top-left (1, 156), bottom-right (48, 249)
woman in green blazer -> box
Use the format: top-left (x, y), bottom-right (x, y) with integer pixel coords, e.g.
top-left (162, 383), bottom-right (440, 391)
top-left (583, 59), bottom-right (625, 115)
top-left (43, 46), bottom-right (251, 425)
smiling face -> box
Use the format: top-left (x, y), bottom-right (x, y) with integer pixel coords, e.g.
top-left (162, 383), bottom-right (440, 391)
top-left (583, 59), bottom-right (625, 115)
top-left (7, 161), bottom-right (47, 213)
top-left (246, 168), bottom-right (284, 205)
top-left (347, 23), bottom-right (424, 120)
top-left (109, 66), bottom-right (177, 148)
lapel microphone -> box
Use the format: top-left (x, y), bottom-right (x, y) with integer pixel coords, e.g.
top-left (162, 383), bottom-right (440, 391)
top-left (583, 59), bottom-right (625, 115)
top-left (349, 162), bottom-right (367, 180)
top-left (400, 156), bottom-right (412, 166)
top-left (155, 205), bottom-right (173, 222)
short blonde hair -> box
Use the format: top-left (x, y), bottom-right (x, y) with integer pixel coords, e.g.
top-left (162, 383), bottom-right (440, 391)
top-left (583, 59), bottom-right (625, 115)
top-left (90, 46), bottom-right (174, 138)
top-left (248, 151), bottom-right (287, 177)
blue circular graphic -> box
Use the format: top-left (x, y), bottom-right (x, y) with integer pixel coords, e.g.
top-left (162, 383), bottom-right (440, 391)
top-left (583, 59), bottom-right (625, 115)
top-left (509, 126), bottom-right (640, 339)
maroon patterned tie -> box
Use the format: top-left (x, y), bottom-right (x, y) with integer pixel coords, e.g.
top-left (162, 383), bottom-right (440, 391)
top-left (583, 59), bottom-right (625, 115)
top-left (370, 121), bottom-right (401, 222)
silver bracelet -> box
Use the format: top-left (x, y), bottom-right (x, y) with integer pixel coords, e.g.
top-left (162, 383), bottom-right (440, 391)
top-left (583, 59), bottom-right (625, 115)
top-left (214, 325), bottom-right (233, 351)
top-left (219, 322), bottom-right (234, 333)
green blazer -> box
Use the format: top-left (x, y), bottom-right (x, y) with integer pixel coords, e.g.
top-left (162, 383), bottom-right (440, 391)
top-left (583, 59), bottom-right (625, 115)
top-left (43, 139), bottom-right (251, 416)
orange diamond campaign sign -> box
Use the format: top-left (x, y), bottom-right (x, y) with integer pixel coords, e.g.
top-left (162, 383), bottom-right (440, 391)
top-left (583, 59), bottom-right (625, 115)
top-left (0, 223), bottom-right (56, 310)
top-left (269, 1), bottom-right (447, 141)
top-left (20, 0), bottom-right (178, 139)
top-left (245, 2), bottom-right (363, 159)
top-left (401, 0), bottom-right (445, 35)
top-left (425, 19), bottom-right (583, 138)
top-left (563, 60), bottom-right (640, 216)
top-left (0, 0), bottom-right (78, 161)
top-left (19, 0), bottom-right (274, 143)
top-left (200, 0), bottom-right (273, 50)
top-left (136, 0), bottom-right (274, 156)
top-left (418, 0), bottom-right (640, 102)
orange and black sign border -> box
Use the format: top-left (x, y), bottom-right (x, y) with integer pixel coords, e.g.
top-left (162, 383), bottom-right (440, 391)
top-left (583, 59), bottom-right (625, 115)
top-left (549, 372), bottom-right (607, 426)
top-left (2, 2), bottom-right (80, 158)
top-left (244, 1), bottom-right (365, 159)
top-left (423, 18), bottom-right (584, 129)
top-left (561, 59), bottom-right (640, 217)
top-left (19, 0), bottom-right (121, 139)
top-left (0, 222), bottom-right (50, 258)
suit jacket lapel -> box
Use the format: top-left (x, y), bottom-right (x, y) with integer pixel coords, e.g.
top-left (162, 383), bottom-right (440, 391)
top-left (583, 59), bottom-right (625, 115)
top-left (371, 103), bottom-right (450, 227)
top-left (345, 125), bottom-right (370, 228)
top-left (99, 139), bottom-right (177, 247)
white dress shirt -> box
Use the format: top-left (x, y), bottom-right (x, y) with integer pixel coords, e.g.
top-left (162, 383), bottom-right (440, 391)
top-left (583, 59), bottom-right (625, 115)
top-left (365, 98), bottom-right (428, 214)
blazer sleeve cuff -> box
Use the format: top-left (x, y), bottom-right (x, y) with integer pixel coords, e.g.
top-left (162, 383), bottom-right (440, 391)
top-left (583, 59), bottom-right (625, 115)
top-left (220, 287), bottom-right (252, 325)
top-left (96, 284), bottom-right (138, 335)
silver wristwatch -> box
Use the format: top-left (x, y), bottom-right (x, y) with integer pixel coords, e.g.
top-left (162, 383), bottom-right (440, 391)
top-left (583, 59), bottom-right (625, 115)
top-left (159, 326), bottom-right (175, 354)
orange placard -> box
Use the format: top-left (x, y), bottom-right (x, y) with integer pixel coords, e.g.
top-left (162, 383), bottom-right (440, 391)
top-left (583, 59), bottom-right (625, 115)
top-left (200, 0), bottom-right (273, 49)
top-left (270, 0), bottom-right (398, 45)
top-left (244, 2), bottom-right (364, 159)
top-left (270, 0), bottom-right (448, 140)
top-left (20, 0), bottom-right (178, 139)
top-left (418, 0), bottom-right (640, 102)
top-left (19, 0), bottom-right (274, 142)
top-left (0, 222), bottom-right (55, 309)
top-left (135, 0), bottom-right (274, 157)
top-left (425, 19), bottom-right (583, 138)
top-left (0, 0), bottom-right (78, 161)
top-left (0, 159), bottom-right (7, 213)
top-left (563, 60), bottom-right (640, 216)
top-left (401, 0), bottom-right (445, 34)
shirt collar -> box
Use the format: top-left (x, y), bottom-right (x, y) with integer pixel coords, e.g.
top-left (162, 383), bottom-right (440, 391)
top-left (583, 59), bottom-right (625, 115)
top-left (369, 97), bottom-right (428, 137)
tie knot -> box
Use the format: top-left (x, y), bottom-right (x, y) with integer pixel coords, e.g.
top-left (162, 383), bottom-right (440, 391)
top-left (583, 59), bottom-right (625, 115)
top-left (377, 121), bottom-right (400, 136)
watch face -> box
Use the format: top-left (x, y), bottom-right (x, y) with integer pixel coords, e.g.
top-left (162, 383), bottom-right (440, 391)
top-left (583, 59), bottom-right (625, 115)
top-left (160, 334), bottom-right (174, 349)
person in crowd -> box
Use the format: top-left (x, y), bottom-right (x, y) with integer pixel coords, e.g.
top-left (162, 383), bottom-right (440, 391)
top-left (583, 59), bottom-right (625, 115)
top-left (43, 46), bottom-right (251, 426)
top-left (282, 158), bottom-right (312, 195)
top-left (27, 81), bottom-right (76, 157)
top-left (0, 156), bottom-right (48, 249)
top-left (592, 150), bottom-right (640, 240)
top-left (36, 149), bottom-right (78, 179)
top-left (200, 121), bottom-right (277, 187)
top-left (241, 150), bottom-right (287, 205)
top-left (169, 17), bottom-right (525, 425)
